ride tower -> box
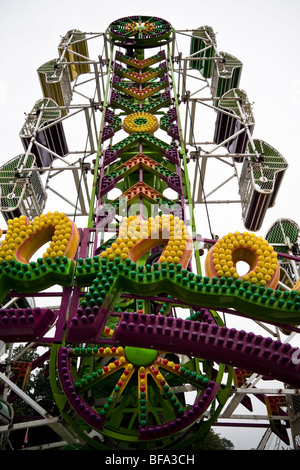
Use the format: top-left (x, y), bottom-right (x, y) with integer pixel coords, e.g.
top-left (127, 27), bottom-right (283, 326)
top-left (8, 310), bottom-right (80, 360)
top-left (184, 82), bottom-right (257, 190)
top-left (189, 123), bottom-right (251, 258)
top-left (0, 16), bottom-right (299, 451)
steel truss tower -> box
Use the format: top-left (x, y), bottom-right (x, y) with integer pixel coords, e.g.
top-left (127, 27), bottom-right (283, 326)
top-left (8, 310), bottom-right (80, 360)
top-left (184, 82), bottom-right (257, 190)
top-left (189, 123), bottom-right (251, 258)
top-left (0, 17), bottom-right (299, 451)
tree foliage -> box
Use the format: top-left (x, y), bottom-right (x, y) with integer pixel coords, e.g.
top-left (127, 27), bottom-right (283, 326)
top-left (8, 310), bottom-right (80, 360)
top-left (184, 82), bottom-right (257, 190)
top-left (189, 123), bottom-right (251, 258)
top-left (198, 429), bottom-right (235, 450)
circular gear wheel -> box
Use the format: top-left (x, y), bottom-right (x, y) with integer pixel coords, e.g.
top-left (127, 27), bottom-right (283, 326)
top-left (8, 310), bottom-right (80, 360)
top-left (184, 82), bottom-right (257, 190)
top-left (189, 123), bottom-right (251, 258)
top-left (50, 306), bottom-right (232, 450)
top-left (107, 15), bottom-right (173, 48)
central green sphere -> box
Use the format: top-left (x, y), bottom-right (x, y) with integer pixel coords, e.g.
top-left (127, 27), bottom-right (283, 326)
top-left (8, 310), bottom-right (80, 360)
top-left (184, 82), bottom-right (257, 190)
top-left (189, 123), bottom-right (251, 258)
top-left (124, 347), bottom-right (158, 367)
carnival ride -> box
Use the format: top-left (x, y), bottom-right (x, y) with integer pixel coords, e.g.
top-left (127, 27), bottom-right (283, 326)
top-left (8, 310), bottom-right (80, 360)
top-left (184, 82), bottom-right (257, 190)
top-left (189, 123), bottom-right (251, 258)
top-left (0, 16), bottom-right (299, 450)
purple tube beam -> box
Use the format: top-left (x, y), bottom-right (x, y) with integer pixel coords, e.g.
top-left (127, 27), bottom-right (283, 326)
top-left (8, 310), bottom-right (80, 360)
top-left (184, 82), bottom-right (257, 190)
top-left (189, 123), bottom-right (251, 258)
top-left (114, 312), bottom-right (300, 387)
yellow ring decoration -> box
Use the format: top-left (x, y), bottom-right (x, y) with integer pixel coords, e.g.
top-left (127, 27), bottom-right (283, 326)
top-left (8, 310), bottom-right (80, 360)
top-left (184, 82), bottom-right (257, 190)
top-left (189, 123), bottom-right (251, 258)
top-left (205, 231), bottom-right (280, 288)
top-left (123, 112), bottom-right (159, 135)
top-left (0, 212), bottom-right (79, 264)
top-left (101, 214), bottom-right (193, 268)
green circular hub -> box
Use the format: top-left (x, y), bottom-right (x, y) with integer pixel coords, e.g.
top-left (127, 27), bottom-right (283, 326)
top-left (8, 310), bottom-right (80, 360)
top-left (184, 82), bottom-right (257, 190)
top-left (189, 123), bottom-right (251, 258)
top-left (125, 346), bottom-right (158, 366)
top-left (136, 25), bottom-right (146, 32)
top-left (108, 15), bottom-right (173, 49)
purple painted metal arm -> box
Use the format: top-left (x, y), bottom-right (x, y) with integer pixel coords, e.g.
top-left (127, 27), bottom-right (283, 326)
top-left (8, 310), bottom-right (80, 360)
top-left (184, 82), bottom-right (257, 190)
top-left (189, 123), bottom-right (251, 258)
top-left (114, 312), bottom-right (300, 387)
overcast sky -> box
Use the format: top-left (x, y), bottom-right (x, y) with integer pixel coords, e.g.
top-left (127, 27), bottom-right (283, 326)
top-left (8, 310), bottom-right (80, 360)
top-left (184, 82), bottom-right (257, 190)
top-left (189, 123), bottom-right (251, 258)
top-left (0, 0), bottom-right (299, 450)
top-left (1, 0), bottom-right (299, 235)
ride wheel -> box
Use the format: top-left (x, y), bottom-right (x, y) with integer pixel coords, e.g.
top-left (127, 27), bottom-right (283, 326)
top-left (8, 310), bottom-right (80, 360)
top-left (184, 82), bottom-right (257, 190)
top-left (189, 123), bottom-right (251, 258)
top-left (1, 12), bottom-right (299, 452)
top-left (107, 15), bottom-right (173, 48)
top-left (51, 305), bottom-right (231, 450)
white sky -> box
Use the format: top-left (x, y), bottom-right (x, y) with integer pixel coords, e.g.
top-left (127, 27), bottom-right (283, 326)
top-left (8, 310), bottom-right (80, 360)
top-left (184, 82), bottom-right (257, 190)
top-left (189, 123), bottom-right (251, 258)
top-left (0, 0), bottom-right (300, 450)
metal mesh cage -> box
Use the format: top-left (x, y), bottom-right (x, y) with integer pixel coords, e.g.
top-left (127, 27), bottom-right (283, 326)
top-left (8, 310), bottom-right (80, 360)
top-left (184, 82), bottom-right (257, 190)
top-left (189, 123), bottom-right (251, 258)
top-left (211, 52), bottom-right (243, 106)
top-left (0, 399), bottom-right (13, 450)
top-left (265, 218), bottom-right (299, 253)
top-left (58, 29), bottom-right (90, 82)
top-left (265, 218), bottom-right (299, 287)
top-left (239, 140), bottom-right (288, 231)
top-left (218, 88), bottom-right (254, 123)
top-left (189, 26), bottom-right (217, 78)
top-left (0, 153), bottom-right (47, 221)
top-left (19, 98), bottom-right (68, 169)
top-left (246, 140), bottom-right (288, 205)
top-left (214, 88), bottom-right (255, 157)
top-left (286, 393), bottom-right (300, 449)
top-left (37, 59), bottom-right (72, 115)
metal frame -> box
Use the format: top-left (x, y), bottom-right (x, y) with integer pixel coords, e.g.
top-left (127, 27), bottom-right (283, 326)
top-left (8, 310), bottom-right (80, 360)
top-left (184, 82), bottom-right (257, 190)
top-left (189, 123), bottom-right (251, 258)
top-left (171, 27), bottom-right (300, 449)
top-left (172, 30), bottom-right (247, 211)
top-left (15, 32), bottom-right (110, 223)
top-left (0, 25), bottom-right (299, 451)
